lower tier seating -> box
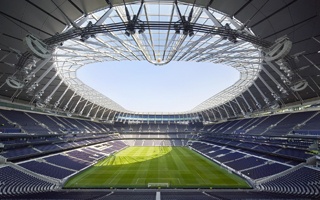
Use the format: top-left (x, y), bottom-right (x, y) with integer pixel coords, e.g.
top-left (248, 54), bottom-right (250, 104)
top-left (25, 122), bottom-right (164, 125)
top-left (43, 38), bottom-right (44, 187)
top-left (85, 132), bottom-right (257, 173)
top-left (19, 161), bottom-right (75, 179)
top-left (15, 140), bottom-right (129, 182)
top-left (190, 141), bottom-right (291, 180)
top-left (0, 166), bottom-right (55, 196)
top-left (258, 167), bottom-right (320, 198)
top-left (241, 163), bottom-right (290, 179)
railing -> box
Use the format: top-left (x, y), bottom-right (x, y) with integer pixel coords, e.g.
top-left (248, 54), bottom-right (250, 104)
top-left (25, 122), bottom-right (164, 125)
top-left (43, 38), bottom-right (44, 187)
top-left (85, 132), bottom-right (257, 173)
top-left (293, 130), bottom-right (320, 136)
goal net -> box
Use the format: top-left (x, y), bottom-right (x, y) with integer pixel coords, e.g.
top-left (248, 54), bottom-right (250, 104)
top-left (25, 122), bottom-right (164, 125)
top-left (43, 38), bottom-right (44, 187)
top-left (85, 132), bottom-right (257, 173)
top-left (147, 182), bottom-right (169, 188)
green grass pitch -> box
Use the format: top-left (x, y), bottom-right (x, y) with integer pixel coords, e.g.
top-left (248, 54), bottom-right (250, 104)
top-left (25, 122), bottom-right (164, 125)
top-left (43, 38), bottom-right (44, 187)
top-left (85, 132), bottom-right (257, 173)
top-left (64, 146), bottom-right (251, 189)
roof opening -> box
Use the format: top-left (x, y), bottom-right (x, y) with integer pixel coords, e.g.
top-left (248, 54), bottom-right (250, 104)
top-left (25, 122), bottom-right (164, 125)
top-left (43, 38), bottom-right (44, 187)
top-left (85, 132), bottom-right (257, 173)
top-left (77, 61), bottom-right (239, 113)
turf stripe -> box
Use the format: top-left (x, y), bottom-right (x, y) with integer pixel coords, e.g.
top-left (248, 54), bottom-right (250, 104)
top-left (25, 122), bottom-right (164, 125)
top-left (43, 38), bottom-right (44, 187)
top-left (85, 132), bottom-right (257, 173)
top-left (64, 147), bottom-right (250, 189)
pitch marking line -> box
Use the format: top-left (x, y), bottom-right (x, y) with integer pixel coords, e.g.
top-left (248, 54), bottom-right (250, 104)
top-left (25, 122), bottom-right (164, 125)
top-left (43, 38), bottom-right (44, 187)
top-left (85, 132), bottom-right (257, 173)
top-left (105, 170), bottom-right (121, 185)
top-left (195, 171), bottom-right (207, 184)
top-left (135, 178), bottom-right (145, 184)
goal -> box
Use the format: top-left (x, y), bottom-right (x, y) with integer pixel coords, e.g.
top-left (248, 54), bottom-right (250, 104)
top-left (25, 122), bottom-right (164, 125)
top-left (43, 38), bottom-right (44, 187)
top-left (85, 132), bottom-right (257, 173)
top-left (147, 183), bottom-right (170, 188)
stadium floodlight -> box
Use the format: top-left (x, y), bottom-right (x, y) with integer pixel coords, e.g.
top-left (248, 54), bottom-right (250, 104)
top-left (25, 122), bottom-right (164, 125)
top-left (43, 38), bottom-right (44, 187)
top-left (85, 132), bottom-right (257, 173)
top-left (189, 30), bottom-right (194, 37)
top-left (124, 30), bottom-right (131, 37)
top-left (80, 34), bottom-right (90, 42)
top-left (138, 26), bottom-right (145, 34)
top-left (122, 0), bottom-right (144, 37)
top-left (174, 23), bottom-right (181, 34)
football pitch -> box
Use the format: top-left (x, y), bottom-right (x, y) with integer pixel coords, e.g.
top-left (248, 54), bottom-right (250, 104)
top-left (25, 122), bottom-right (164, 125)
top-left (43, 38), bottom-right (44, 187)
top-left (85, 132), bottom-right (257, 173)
top-left (64, 146), bottom-right (251, 189)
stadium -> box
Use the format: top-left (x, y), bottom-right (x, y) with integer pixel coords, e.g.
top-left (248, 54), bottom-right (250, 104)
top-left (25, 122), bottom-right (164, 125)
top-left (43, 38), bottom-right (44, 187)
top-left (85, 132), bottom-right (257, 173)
top-left (0, 0), bottom-right (319, 199)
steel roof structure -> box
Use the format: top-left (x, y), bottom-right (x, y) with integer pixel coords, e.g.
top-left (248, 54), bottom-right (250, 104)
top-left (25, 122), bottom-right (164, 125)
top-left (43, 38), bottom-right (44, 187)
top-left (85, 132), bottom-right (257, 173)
top-left (0, 0), bottom-right (319, 122)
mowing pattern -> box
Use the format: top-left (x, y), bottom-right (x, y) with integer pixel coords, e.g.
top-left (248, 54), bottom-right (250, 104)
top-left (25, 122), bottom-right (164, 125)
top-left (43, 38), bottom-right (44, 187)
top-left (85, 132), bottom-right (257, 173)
top-left (64, 147), bottom-right (250, 189)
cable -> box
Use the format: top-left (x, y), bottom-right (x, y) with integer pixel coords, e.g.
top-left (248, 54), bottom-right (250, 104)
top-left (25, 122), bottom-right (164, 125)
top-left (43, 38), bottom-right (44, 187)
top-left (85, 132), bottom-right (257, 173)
top-left (244, 0), bottom-right (269, 28)
top-left (0, 12), bottom-right (32, 35)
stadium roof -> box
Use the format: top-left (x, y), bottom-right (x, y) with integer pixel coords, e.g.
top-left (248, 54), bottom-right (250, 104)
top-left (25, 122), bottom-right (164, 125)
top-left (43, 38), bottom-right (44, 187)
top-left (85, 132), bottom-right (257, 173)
top-left (0, 0), bottom-right (319, 122)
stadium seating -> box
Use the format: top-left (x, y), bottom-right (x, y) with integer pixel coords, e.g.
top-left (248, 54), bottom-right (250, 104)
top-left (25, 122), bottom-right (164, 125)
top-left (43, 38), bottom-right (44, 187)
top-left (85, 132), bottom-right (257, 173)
top-left (205, 190), bottom-right (305, 199)
top-left (9, 190), bottom-right (112, 199)
top-left (225, 157), bottom-right (266, 171)
top-left (294, 112), bottom-right (320, 136)
top-left (67, 150), bottom-right (102, 162)
top-left (0, 166), bottom-right (56, 196)
top-left (34, 144), bottom-right (62, 152)
top-left (205, 111), bottom-right (320, 137)
top-left (0, 114), bottom-right (20, 133)
top-left (26, 113), bottom-right (63, 134)
top-left (202, 135), bottom-right (313, 161)
top-left (241, 163), bottom-right (290, 179)
top-left (45, 154), bottom-right (90, 170)
top-left (0, 147), bottom-right (39, 159)
top-left (161, 192), bottom-right (213, 200)
top-left (190, 141), bottom-right (292, 180)
top-left (9, 190), bottom-right (305, 199)
top-left (0, 110), bottom-right (50, 134)
top-left (264, 112), bottom-right (316, 136)
top-left (0, 107), bottom-right (319, 199)
top-left (245, 114), bottom-right (289, 135)
top-left (0, 133), bottom-right (118, 161)
top-left (214, 152), bottom-right (245, 163)
top-left (258, 167), bottom-right (320, 198)
top-left (19, 161), bottom-right (75, 179)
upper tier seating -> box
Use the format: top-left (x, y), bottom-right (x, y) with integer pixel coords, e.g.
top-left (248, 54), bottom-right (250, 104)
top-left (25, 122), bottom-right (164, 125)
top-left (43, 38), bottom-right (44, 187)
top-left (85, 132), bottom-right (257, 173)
top-left (204, 111), bottom-right (320, 138)
top-left (246, 114), bottom-right (289, 135)
top-left (202, 111), bottom-right (320, 136)
top-left (26, 113), bottom-right (62, 133)
top-left (0, 134), bottom-right (116, 161)
top-left (0, 110), bottom-right (49, 134)
top-left (236, 117), bottom-right (268, 134)
top-left (264, 112), bottom-right (316, 136)
top-left (294, 112), bottom-right (320, 136)
top-left (0, 109), bottom-right (114, 135)
top-left (203, 136), bottom-right (313, 161)
top-left (0, 114), bottom-right (20, 133)
top-left (0, 147), bottom-right (39, 159)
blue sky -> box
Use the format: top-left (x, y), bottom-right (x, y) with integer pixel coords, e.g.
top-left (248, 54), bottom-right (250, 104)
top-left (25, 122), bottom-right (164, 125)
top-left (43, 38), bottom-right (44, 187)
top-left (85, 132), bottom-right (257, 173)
top-left (77, 61), bottom-right (239, 113)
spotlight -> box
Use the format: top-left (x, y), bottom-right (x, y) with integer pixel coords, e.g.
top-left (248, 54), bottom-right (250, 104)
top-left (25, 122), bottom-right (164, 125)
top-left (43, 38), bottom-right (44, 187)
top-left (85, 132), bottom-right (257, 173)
top-left (138, 28), bottom-right (145, 34)
top-left (228, 35), bottom-right (238, 44)
top-left (130, 29), bottom-right (136, 35)
top-left (189, 30), bottom-right (194, 37)
top-left (125, 30), bottom-right (131, 37)
top-left (174, 24), bottom-right (180, 34)
top-left (80, 34), bottom-right (90, 42)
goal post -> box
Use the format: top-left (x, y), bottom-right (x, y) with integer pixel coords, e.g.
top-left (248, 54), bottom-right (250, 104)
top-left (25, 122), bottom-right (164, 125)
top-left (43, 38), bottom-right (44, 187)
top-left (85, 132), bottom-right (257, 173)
top-left (147, 182), bottom-right (170, 188)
